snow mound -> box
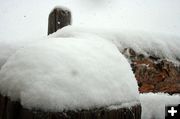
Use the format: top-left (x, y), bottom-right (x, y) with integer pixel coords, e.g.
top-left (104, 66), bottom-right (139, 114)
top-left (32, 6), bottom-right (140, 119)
top-left (51, 26), bottom-right (180, 65)
top-left (0, 36), bottom-right (139, 111)
top-left (140, 93), bottom-right (180, 119)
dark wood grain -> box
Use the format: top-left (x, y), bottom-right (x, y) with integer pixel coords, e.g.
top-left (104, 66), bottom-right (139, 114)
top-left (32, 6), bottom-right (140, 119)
top-left (0, 95), bottom-right (141, 119)
top-left (48, 7), bottom-right (71, 35)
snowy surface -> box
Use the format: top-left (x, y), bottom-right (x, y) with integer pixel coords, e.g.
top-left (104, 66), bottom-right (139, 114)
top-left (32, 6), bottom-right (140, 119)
top-left (0, 36), bottom-right (139, 111)
top-left (140, 93), bottom-right (180, 119)
top-left (51, 26), bottom-right (180, 65)
top-left (107, 100), bottom-right (140, 110)
top-left (0, 38), bottom-right (41, 69)
top-left (1, 25), bottom-right (180, 69)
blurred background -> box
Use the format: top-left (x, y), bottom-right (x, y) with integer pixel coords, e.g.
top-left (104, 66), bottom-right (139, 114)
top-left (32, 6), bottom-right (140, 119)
top-left (0, 0), bottom-right (180, 41)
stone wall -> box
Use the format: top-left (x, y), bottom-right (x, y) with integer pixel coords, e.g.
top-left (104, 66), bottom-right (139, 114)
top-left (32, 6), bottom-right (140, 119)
top-left (122, 48), bottom-right (180, 94)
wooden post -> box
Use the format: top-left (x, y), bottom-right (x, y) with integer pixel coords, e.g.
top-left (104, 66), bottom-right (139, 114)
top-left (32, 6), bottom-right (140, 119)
top-left (48, 7), bottom-right (72, 35)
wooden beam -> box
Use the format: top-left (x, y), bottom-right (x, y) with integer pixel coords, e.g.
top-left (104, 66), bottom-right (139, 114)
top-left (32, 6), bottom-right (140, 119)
top-left (48, 7), bottom-right (72, 35)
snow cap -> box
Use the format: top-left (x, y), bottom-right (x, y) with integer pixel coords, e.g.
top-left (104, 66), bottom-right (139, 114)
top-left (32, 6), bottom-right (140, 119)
top-left (0, 33), bottom-right (139, 111)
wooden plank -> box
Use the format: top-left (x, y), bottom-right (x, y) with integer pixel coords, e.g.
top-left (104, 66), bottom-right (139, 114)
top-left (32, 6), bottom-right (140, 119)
top-left (6, 99), bottom-right (21, 119)
top-left (0, 95), bottom-right (8, 119)
top-left (19, 109), bottom-right (33, 119)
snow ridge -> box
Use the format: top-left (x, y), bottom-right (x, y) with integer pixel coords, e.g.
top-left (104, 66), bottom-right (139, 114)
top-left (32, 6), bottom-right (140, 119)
top-left (52, 26), bottom-right (180, 65)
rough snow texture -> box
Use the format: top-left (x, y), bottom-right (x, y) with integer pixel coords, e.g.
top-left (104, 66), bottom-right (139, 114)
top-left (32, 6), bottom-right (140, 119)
top-left (51, 26), bottom-right (180, 65)
top-left (0, 36), bottom-right (139, 111)
top-left (107, 100), bottom-right (140, 110)
top-left (140, 93), bottom-right (180, 119)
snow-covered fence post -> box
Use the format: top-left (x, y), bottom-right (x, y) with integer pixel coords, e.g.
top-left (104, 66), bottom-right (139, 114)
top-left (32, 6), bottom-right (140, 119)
top-left (48, 7), bottom-right (71, 35)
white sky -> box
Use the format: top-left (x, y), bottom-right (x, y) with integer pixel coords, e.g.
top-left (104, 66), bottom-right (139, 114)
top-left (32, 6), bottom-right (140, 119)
top-left (0, 0), bottom-right (180, 41)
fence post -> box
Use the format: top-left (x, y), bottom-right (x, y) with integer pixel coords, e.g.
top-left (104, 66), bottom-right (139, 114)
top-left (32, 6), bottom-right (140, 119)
top-left (48, 7), bottom-right (72, 35)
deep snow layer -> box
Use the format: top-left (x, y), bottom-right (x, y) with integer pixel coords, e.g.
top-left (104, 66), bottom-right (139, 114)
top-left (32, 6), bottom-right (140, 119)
top-left (140, 93), bottom-right (180, 119)
top-left (51, 26), bottom-right (180, 65)
top-left (0, 36), bottom-right (139, 111)
top-left (1, 26), bottom-right (180, 69)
